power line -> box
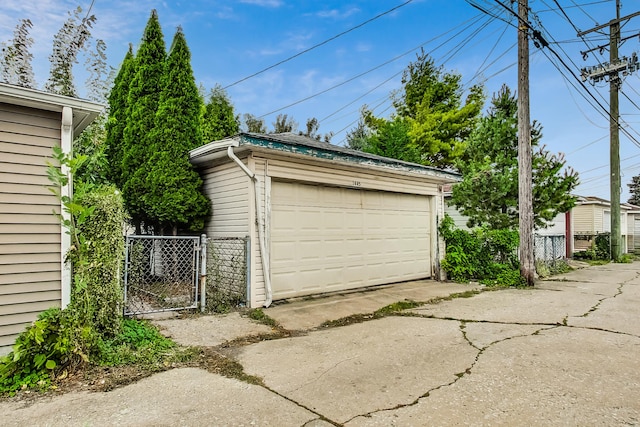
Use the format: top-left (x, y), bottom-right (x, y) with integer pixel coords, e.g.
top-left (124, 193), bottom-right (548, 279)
top-left (222, 0), bottom-right (415, 90)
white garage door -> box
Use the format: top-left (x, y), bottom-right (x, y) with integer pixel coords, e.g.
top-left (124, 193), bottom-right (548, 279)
top-left (270, 181), bottom-right (431, 299)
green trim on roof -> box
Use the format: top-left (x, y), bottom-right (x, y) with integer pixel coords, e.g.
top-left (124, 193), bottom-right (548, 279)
top-left (240, 134), bottom-right (459, 179)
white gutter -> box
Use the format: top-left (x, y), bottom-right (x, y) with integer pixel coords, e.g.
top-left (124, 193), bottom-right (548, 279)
top-left (227, 145), bottom-right (273, 308)
top-left (60, 106), bottom-right (73, 308)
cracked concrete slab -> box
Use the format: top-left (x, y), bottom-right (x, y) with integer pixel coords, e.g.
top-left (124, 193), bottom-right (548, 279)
top-left (462, 322), bottom-right (549, 350)
top-left (347, 326), bottom-right (640, 426)
top-left (409, 287), bottom-right (602, 325)
top-left (265, 280), bottom-right (479, 331)
top-left (153, 312), bottom-right (275, 347)
top-left (237, 316), bottom-right (478, 424)
top-left (569, 281), bottom-right (640, 336)
top-left (551, 262), bottom-right (639, 284)
top-left (0, 368), bottom-right (317, 427)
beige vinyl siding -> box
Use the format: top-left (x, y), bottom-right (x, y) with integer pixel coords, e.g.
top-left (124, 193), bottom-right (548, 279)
top-left (200, 162), bottom-right (250, 238)
top-left (249, 156), bottom-right (267, 307)
top-left (0, 103), bottom-right (62, 354)
top-left (443, 198), bottom-right (470, 230)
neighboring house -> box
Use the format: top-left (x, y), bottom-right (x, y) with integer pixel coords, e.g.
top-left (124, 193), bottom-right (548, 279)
top-left (572, 195), bottom-right (631, 253)
top-left (624, 204), bottom-right (640, 254)
top-left (0, 83), bottom-right (102, 355)
top-left (190, 132), bottom-right (458, 308)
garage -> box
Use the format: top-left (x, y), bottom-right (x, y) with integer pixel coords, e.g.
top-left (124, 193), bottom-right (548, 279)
top-left (190, 132), bottom-right (458, 307)
top-left (270, 181), bottom-right (431, 298)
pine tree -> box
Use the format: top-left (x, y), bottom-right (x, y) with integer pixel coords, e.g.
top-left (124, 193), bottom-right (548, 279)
top-left (104, 44), bottom-right (136, 187)
top-left (0, 19), bottom-right (36, 88)
top-left (451, 85), bottom-right (579, 229)
top-left (628, 176), bottom-right (640, 206)
top-left (121, 10), bottom-right (166, 232)
top-left (201, 84), bottom-right (240, 142)
top-left (45, 6), bottom-right (96, 96)
top-left (144, 27), bottom-right (210, 234)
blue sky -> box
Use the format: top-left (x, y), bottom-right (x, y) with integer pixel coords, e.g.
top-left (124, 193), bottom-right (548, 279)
top-left (2, 0), bottom-right (639, 200)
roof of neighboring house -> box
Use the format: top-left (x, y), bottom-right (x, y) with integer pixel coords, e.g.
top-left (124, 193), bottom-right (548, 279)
top-left (190, 132), bottom-right (460, 182)
top-left (0, 82), bottom-right (104, 134)
top-left (576, 195), bottom-right (634, 210)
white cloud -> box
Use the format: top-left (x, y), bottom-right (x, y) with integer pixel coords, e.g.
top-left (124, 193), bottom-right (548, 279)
top-left (316, 7), bottom-right (360, 20)
top-left (238, 0), bottom-right (283, 8)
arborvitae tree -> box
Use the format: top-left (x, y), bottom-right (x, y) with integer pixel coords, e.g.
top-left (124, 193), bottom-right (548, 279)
top-left (451, 85), bottom-right (579, 229)
top-left (105, 44), bottom-right (136, 187)
top-left (45, 6), bottom-right (96, 96)
top-left (144, 27), bottom-right (210, 234)
top-left (121, 10), bottom-right (166, 233)
top-left (201, 84), bottom-right (240, 142)
top-left (628, 176), bottom-right (640, 206)
top-left (0, 19), bottom-right (36, 88)
top-left (272, 114), bottom-right (298, 133)
top-left (361, 114), bottom-right (421, 163)
top-left (243, 113), bottom-right (267, 133)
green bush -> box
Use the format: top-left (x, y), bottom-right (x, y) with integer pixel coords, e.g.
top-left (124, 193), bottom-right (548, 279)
top-left (439, 215), bottom-right (521, 286)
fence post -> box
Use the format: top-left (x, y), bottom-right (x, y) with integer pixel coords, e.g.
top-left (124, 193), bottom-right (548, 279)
top-left (200, 234), bottom-right (207, 313)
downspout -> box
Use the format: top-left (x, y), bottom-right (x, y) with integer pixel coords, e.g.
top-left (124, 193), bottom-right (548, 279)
top-left (227, 145), bottom-right (273, 307)
top-left (60, 107), bottom-right (73, 308)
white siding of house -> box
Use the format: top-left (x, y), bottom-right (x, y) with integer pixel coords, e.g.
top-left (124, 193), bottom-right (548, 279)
top-left (0, 103), bottom-right (62, 354)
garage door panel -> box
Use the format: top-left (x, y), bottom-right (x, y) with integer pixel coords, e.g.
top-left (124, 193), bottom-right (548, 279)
top-left (271, 181), bottom-right (431, 299)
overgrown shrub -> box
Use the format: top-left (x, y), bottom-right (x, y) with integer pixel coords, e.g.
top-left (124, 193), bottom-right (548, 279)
top-left (439, 215), bottom-right (521, 286)
top-left (0, 149), bottom-right (127, 394)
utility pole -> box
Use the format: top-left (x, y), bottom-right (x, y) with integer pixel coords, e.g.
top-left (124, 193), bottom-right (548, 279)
top-left (518, 0), bottom-right (535, 285)
top-left (578, 3), bottom-right (640, 261)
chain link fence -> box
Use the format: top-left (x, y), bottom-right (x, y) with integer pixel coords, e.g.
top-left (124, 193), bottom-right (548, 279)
top-left (124, 235), bottom-right (200, 315)
top-left (204, 237), bottom-right (249, 312)
top-left (534, 234), bottom-right (566, 265)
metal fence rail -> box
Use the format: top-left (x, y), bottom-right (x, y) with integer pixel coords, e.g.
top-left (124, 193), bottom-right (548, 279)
top-left (204, 237), bottom-right (249, 311)
top-left (534, 234), bottom-right (566, 264)
top-left (124, 235), bottom-right (201, 315)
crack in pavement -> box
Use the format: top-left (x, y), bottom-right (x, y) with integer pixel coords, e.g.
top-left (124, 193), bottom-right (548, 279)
top-left (344, 318), bottom-right (559, 424)
top-left (288, 356), bottom-right (359, 394)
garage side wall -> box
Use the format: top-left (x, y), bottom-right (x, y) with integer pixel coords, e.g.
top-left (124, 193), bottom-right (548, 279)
top-left (0, 103), bottom-right (62, 355)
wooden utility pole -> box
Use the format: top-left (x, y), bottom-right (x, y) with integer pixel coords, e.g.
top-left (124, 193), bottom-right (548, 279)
top-left (578, 2), bottom-right (640, 261)
top-left (518, 0), bottom-right (535, 285)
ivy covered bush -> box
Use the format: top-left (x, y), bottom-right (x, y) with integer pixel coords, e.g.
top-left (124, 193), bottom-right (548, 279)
top-left (439, 214), bottom-right (523, 286)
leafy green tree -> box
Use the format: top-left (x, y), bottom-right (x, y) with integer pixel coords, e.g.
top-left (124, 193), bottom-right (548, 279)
top-left (361, 114), bottom-right (421, 163)
top-left (243, 113), bottom-right (267, 133)
top-left (358, 50), bottom-right (484, 168)
top-left (300, 117), bottom-right (333, 142)
top-left (45, 6), bottom-right (96, 96)
top-left (451, 85), bottom-right (579, 229)
top-left (272, 113), bottom-right (298, 133)
top-left (144, 27), bottom-right (210, 234)
top-left (0, 19), bottom-right (35, 88)
top-left (121, 10), bottom-right (166, 233)
top-left (105, 45), bottom-right (136, 187)
top-left (201, 84), bottom-right (239, 142)
top-left (627, 176), bottom-right (640, 206)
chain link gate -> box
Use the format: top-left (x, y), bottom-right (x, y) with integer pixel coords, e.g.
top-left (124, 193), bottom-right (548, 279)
top-left (123, 235), bottom-right (202, 316)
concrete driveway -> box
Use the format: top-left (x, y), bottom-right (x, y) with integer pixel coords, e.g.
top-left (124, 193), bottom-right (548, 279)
top-left (1, 263), bottom-right (639, 426)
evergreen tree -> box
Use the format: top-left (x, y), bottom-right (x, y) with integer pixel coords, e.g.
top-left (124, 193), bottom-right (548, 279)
top-left (45, 6), bottom-right (96, 96)
top-left (144, 27), bottom-right (210, 234)
top-left (451, 85), bottom-right (579, 229)
top-left (628, 176), bottom-right (640, 206)
top-left (121, 10), bottom-right (166, 232)
top-left (0, 19), bottom-right (36, 88)
top-left (201, 84), bottom-right (239, 142)
top-left (105, 44), bottom-right (136, 187)
top-left (345, 119), bottom-right (371, 151)
top-left (361, 114), bottom-right (421, 163)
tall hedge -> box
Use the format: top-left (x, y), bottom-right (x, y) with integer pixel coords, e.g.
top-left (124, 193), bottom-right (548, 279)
top-left (121, 9), bottom-right (166, 232)
top-left (144, 27), bottom-right (210, 234)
